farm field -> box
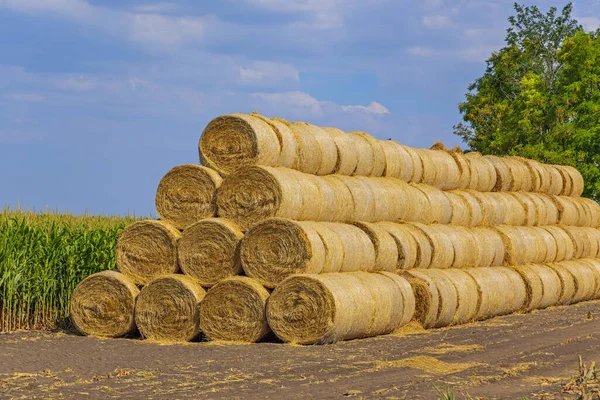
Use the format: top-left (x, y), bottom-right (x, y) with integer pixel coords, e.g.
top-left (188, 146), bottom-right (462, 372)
top-left (2, 299), bottom-right (600, 400)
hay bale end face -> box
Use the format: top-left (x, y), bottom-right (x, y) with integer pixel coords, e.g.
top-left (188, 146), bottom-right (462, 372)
top-left (116, 220), bottom-right (180, 285)
top-left (178, 218), bottom-right (244, 287)
top-left (155, 165), bottom-right (222, 230)
top-left (135, 275), bottom-right (206, 342)
top-left (70, 271), bottom-right (139, 338)
top-left (200, 276), bottom-right (270, 343)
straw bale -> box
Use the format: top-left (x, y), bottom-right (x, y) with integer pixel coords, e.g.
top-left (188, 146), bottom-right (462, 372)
top-left (446, 192), bottom-right (471, 226)
top-left (505, 157), bottom-right (534, 192)
top-left (177, 218), bottom-right (244, 287)
top-left (403, 145), bottom-right (424, 183)
top-left (508, 192), bottom-right (537, 226)
top-left (494, 226), bottom-right (544, 265)
top-left (533, 227), bottom-right (559, 263)
top-left (398, 270), bottom-right (440, 328)
top-left (461, 268), bottom-right (502, 320)
top-left (465, 152), bottom-right (497, 191)
top-left (402, 223), bottom-right (433, 269)
top-left (402, 184), bottom-right (431, 223)
top-left (412, 184), bottom-right (452, 224)
top-left (586, 229), bottom-right (600, 258)
top-left (556, 166), bottom-right (574, 196)
top-left (409, 223), bottom-right (455, 269)
top-left (437, 269), bottom-right (479, 324)
top-left (135, 275), bottom-right (206, 342)
top-left (359, 177), bottom-right (395, 221)
top-left (240, 219), bottom-right (325, 288)
top-left (542, 226), bottom-right (575, 262)
top-left (471, 227), bottom-right (505, 266)
top-left (320, 176), bottom-right (356, 221)
top-left (199, 113), bottom-right (281, 175)
top-left (266, 272), bottom-right (412, 344)
top-left (497, 267), bottom-right (527, 312)
top-left (561, 226), bottom-right (592, 259)
top-left (155, 165), bottom-right (222, 230)
top-left (532, 193), bottom-right (559, 225)
top-left (379, 178), bottom-right (413, 221)
top-left (575, 197), bottom-right (600, 227)
top-left (427, 148), bottom-right (461, 190)
top-left (381, 140), bottom-right (415, 182)
top-left (348, 131), bottom-right (386, 177)
top-left (305, 174), bottom-right (336, 222)
top-left (293, 122), bottom-right (338, 175)
top-left (252, 114), bottom-right (299, 169)
top-left (116, 220), bottom-right (180, 285)
top-left (319, 222), bottom-right (377, 272)
top-left (562, 166), bottom-right (584, 197)
top-left (353, 222), bottom-right (399, 272)
top-left (414, 149), bottom-right (437, 187)
top-left (545, 263), bottom-right (577, 305)
top-left (320, 127), bottom-right (357, 175)
top-left (382, 271), bottom-right (417, 327)
top-left (491, 193), bottom-right (525, 225)
top-left (535, 264), bottom-right (563, 309)
top-left (581, 258), bottom-right (600, 299)
top-left (521, 159), bottom-right (552, 193)
top-left (376, 222), bottom-right (419, 270)
top-left (199, 276), bottom-right (270, 343)
top-left (511, 265), bottom-right (544, 312)
top-left (453, 190), bottom-right (484, 227)
top-left (409, 270), bottom-right (458, 328)
top-left (449, 151), bottom-right (472, 189)
top-left (439, 225), bottom-right (480, 267)
top-left (70, 271), bottom-right (139, 338)
top-left (521, 192), bottom-right (549, 226)
top-left (331, 175), bottom-right (376, 221)
top-left (546, 165), bottom-right (564, 196)
top-left (347, 132), bottom-right (375, 176)
top-left (559, 260), bottom-right (597, 303)
top-left (484, 155), bottom-right (513, 191)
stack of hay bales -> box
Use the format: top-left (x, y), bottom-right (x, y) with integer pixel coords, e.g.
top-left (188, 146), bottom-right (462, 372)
top-left (70, 112), bottom-right (600, 345)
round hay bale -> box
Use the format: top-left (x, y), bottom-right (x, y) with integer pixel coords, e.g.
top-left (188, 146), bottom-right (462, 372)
top-left (414, 149), bottom-right (437, 187)
top-left (412, 184), bottom-right (452, 224)
top-left (403, 145), bottom-right (424, 183)
top-left (546, 165), bottom-right (564, 196)
top-left (409, 223), bottom-right (455, 269)
top-left (155, 165), bottom-right (222, 230)
top-left (497, 267), bottom-right (527, 313)
top-left (553, 195), bottom-right (582, 225)
top-left (437, 269), bottom-right (479, 324)
top-left (376, 222), bottom-right (419, 270)
top-left (534, 264), bottom-right (563, 309)
top-left (533, 227), bottom-right (559, 263)
top-left (290, 122), bottom-right (338, 175)
top-left (461, 268), bottom-right (501, 320)
top-left (381, 271), bottom-right (416, 327)
top-left (427, 149), bottom-right (461, 190)
top-left (353, 222), bottom-right (398, 272)
top-left (320, 176), bottom-right (356, 222)
top-left (492, 193), bottom-right (525, 225)
top-left (453, 190), bottom-right (484, 227)
top-left (484, 155), bottom-right (513, 191)
top-left (331, 175), bottom-right (376, 222)
top-left (542, 226), bottom-right (575, 262)
top-left (446, 192), bottom-right (471, 226)
top-left (402, 184), bottom-right (431, 223)
top-left (320, 127), bottom-right (357, 175)
top-left (522, 158), bottom-right (552, 193)
top-left (381, 140), bottom-right (414, 182)
top-left (556, 165), bottom-right (574, 196)
top-left (494, 226), bottom-right (541, 265)
top-left (586, 229), bottom-right (600, 258)
top-left (510, 265), bottom-right (544, 312)
top-left (252, 114), bottom-right (299, 169)
top-left (505, 157), bottom-right (534, 192)
top-left (416, 269), bottom-right (459, 327)
top-left (533, 193), bottom-right (559, 225)
top-left (216, 166), bottom-right (317, 229)
top-left (508, 192), bottom-right (537, 226)
top-left (199, 276), bottom-right (270, 343)
top-left (476, 192), bottom-right (505, 226)
top-left (449, 151), bottom-right (472, 189)
top-left (437, 225), bottom-right (480, 267)
top-left (402, 223), bottom-right (433, 269)
top-left (561, 226), bottom-right (592, 259)
top-left (545, 263), bottom-right (577, 305)
top-left (240, 219), bottom-right (325, 288)
top-left (472, 227), bottom-right (505, 266)
top-left (581, 258), bottom-right (600, 299)
top-left (574, 197), bottom-right (600, 227)
top-left (116, 220), bottom-right (180, 285)
top-left (398, 270), bottom-right (440, 328)
top-left (177, 218), bottom-right (244, 287)
top-left (347, 132), bottom-right (375, 176)
top-left (70, 271), bottom-right (139, 338)
top-left (135, 275), bottom-right (206, 342)
top-left (378, 178), bottom-right (412, 222)
top-left (199, 113), bottom-right (281, 175)
top-left (521, 192), bottom-right (549, 226)
top-left (303, 222), bottom-right (343, 273)
top-left (320, 222), bottom-right (377, 272)
top-left (465, 152), bottom-right (497, 192)
top-left (562, 166), bottom-right (584, 197)
top-left (266, 272), bottom-right (411, 344)
top-left (358, 177), bottom-right (395, 222)
top-left (559, 260), bottom-right (597, 303)
top-left (305, 174), bottom-right (336, 222)
top-left (348, 131), bottom-right (386, 177)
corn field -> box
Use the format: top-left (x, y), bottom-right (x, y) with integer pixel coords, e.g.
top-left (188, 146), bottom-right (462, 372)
top-left (0, 209), bottom-right (138, 332)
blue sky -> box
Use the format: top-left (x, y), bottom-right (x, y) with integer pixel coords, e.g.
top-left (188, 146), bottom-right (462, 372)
top-left (1, 0), bottom-right (599, 216)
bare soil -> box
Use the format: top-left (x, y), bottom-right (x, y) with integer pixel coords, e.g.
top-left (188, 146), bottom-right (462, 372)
top-left (3, 300), bottom-right (600, 399)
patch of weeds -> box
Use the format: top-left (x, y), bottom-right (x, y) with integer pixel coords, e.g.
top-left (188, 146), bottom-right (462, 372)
top-left (433, 384), bottom-right (456, 400)
top-left (562, 356), bottom-right (600, 399)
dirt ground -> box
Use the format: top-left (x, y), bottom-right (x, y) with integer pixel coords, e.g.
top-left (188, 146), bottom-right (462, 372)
top-left (2, 301), bottom-right (600, 400)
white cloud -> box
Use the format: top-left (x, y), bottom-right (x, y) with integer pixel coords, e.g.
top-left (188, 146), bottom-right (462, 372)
top-left (133, 3), bottom-right (178, 13)
top-left (130, 14), bottom-right (205, 47)
top-left (252, 91), bottom-right (323, 115)
top-left (53, 76), bottom-right (96, 91)
top-left (6, 93), bottom-right (46, 102)
top-left (422, 14), bottom-right (453, 29)
top-left (406, 46), bottom-right (436, 57)
top-left (578, 16), bottom-right (600, 32)
top-left (459, 45), bottom-right (498, 62)
top-left (239, 61), bottom-right (299, 83)
top-left (341, 101), bottom-right (390, 115)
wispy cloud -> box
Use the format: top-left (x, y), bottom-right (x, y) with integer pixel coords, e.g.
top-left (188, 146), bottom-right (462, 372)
top-left (341, 101), bottom-right (389, 115)
top-left (133, 3), bottom-right (179, 13)
top-left (406, 46), bottom-right (436, 57)
top-left (239, 61), bottom-right (299, 84)
top-left (422, 14), bottom-right (453, 29)
top-left (52, 76), bottom-right (96, 91)
top-left (252, 91), bottom-right (323, 115)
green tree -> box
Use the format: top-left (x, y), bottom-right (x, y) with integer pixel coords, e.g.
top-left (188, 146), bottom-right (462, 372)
top-left (454, 3), bottom-right (600, 199)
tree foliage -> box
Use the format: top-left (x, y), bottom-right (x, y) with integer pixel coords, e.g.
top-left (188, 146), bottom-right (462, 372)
top-left (454, 3), bottom-right (600, 199)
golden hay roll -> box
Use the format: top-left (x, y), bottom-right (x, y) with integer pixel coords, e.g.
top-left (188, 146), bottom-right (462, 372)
top-left (266, 272), bottom-right (413, 344)
top-left (449, 150), bottom-right (472, 189)
top-left (463, 268), bottom-right (508, 320)
top-left (116, 220), bottom-right (180, 285)
top-left (353, 222), bottom-right (399, 272)
top-left (427, 148), bottom-right (461, 190)
top-left (561, 226), bottom-right (592, 259)
top-left (402, 184), bottom-right (431, 223)
top-left (199, 113), bottom-right (281, 175)
top-left (376, 222), bottom-right (419, 269)
top-left (532, 193), bottom-right (559, 225)
top-left (581, 258), bottom-right (600, 299)
top-left (533, 227), bottom-right (559, 263)
top-left (553, 196), bottom-right (581, 226)
top-left (522, 192), bottom-right (549, 226)
top-left (534, 264), bottom-right (563, 309)
top-left (472, 192), bottom-right (503, 226)
top-left (319, 222), bottom-right (377, 272)
top-left (377, 179), bottom-right (413, 222)
top-left (403, 145), bottom-right (425, 183)
top-left (465, 152), bottom-right (497, 192)
top-left (545, 263), bottom-right (577, 305)
top-left (521, 159), bottom-right (551, 193)
top-left (240, 219), bottom-right (325, 288)
top-left (412, 184), bottom-right (453, 224)
top-left (320, 127), bottom-right (357, 175)
top-left (320, 176), bottom-right (356, 222)
top-left (402, 223), bottom-right (433, 269)
top-left (556, 166), bottom-right (573, 196)
top-left (135, 275), bottom-right (206, 342)
top-left (291, 122), bottom-right (338, 175)
top-left (305, 174), bottom-right (337, 222)
top-left (498, 267), bottom-right (527, 312)
top-left (575, 197), bottom-right (600, 227)
top-left (380, 140), bottom-right (414, 182)
top-left (491, 193), bottom-right (525, 226)
top-left (199, 276), bottom-right (270, 343)
top-left (562, 165), bottom-right (584, 197)
top-left (413, 148), bottom-right (437, 186)
top-left (511, 265), bottom-right (544, 312)
top-left (505, 157), bottom-right (534, 192)
top-left (559, 260), bottom-right (597, 303)
top-left (508, 192), bottom-right (537, 226)
top-left (346, 132), bottom-right (375, 176)
top-left (409, 223), bottom-right (455, 269)
top-left (70, 271), bottom-right (139, 338)
top-left (437, 225), bottom-right (480, 267)
top-left (358, 177), bottom-right (394, 221)
top-left (252, 114), bottom-right (299, 169)
top-left (453, 190), bottom-right (484, 227)
top-left (331, 175), bottom-right (376, 221)
top-left (410, 269), bottom-right (459, 328)
top-left (177, 218), bottom-right (244, 287)
top-left (484, 155), bottom-right (513, 191)
top-left (446, 192), bottom-right (471, 226)
top-left (542, 226), bottom-right (575, 262)
top-left (495, 226), bottom-right (546, 265)
top-left (398, 270), bottom-right (440, 328)
top-left (546, 165), bottom-right (564, 196)
top-left (472, 227), bottom-right (505, 266)
top-left (155, 165), bottom-right (222, 230)
top-left (587, 229), bottom-right (600, 258)
top-left (349, 131), bottom-right (386, 177)
top-left (437, 269), bottom-right (479, 324)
